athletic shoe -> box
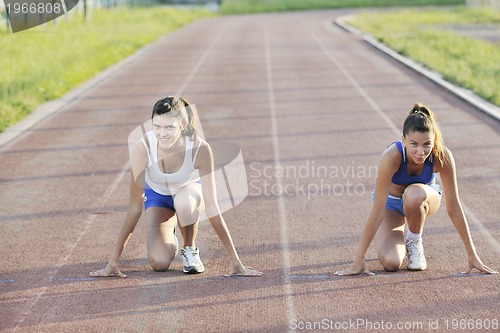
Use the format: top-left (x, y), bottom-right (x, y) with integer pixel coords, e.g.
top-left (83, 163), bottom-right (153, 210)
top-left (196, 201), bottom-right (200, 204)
top-left (405, 238), bottom-right (427, 271)
top-left (181, 246), bottom-right (205, 274)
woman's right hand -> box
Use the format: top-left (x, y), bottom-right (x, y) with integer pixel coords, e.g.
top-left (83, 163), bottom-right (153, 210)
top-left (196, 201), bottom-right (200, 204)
top-left (90, 263), bottom-right (127, 278)
top-left (334, 259), bottom-right (374, 276)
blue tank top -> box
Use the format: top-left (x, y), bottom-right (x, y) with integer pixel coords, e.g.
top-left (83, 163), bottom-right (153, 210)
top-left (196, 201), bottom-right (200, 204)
top-left (391, 141), bottom-right (435, 185)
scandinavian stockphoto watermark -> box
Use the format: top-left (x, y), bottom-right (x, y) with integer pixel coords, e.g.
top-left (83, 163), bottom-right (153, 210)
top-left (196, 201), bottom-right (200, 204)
top-left (249, 160), bottom-right (377, 200)
top-left (290, 318), bottom-right (426, 331)
top-left (4, 0), bottom-right (79, 33)
top-left (290, 317), bottom-right (499, 331)
top-left (126, 102), bottom-right (378, 213)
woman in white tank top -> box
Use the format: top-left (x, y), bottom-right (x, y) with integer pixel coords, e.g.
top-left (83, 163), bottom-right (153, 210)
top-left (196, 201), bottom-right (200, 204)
top-left (90, 96), bottom-right (262, 278)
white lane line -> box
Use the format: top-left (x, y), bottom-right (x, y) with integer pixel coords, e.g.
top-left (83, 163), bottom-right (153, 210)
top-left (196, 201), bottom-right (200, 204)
top-left (129, 23), bottom-right (229, 333)
top-left (13, 23), bottom-right (228, 332)
top-left (303, 22), bottom-right (399, 135)
top-left (174, 24), bottom-right (228, 97)
top-left (0, 33), bottom-right (165, 150)
top-left (335, 15), bottom-right (500, 122)
top-left (13, 162), bottom-right (130, 332)
top-left (304, 22), bottom-right (499, 255)
top-left (264, 25), bottom-right (296, 329)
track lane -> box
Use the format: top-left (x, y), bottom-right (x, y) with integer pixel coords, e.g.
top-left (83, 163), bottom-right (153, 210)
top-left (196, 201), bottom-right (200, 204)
top-left (1, 10), bottom-right (498, 333)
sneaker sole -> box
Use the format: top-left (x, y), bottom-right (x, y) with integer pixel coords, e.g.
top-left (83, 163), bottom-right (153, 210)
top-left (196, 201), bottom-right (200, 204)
top-left (183, 267), bottom-right (205, 274)
top-left (407, 265), bottom-right (427, 271)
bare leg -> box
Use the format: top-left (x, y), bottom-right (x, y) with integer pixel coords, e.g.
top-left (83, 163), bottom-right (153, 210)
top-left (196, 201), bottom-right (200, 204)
top-left (402, 184), bottom-right (442, 271)
top-left (174, 183), bottom-right (204, 248)
top-left (374, 210), bottom-right (406, 272)
top-left (403, 184), bottom-right (441, 233)
top-left (178, 223), bottom-right (199, 248)
top-left (174, 183), bottom-right (206, 274)
top-left (144, 207), bottom-right (177, 272)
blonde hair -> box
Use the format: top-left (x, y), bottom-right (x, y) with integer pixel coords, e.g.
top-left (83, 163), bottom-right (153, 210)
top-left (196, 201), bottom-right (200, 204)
top-left (403, 103), bottom-right (446, 165)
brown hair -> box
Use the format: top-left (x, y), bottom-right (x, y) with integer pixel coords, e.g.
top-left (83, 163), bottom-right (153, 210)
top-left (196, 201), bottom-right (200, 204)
top-left (151, 96), bottom-right (198, 140)
top-left (403, 103), bottom-right (446, 165)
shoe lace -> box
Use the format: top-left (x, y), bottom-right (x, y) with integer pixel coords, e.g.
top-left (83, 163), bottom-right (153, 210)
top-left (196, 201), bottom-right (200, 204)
top-left (408, 239), bottom-right (425, 261)
top-left (182, 247), bottom-right (200, 266)
top-left (182, 247), bottom-right (199, 266)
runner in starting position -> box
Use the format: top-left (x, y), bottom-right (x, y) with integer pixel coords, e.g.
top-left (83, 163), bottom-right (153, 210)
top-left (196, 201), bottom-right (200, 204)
top-left (90, 96), bottom-right (262, 278)
top-left (335, 103), bottom-right (497, 275)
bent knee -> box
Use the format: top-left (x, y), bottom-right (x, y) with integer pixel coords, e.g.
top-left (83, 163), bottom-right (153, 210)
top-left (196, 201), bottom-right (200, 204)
top-left (174, 197), bottom-right (200, 217)
top-left (381, 261), bottom-right (402, 272)
top-left (379, 254), bottom-right (404, 272)
top-left (149, 256), bottom-right (173, 272)
top-left (403, 185), bottom-right (428, 210)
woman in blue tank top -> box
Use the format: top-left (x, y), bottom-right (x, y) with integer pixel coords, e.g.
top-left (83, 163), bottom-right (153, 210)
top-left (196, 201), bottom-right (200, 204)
top-left (336, 103), bottom-right (497, 275)
top-left (90, 96), bottom-right (262, 278)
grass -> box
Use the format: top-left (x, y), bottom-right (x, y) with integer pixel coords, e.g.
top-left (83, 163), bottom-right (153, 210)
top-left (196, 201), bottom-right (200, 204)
top-left (2, 2), bottom-right (497, 132)
top-left (347, 7), bottom-right (500, 106)
top-left (0, 6), bottom-right (215, 133)
top-left (220, 0), bottom-right (464, 15)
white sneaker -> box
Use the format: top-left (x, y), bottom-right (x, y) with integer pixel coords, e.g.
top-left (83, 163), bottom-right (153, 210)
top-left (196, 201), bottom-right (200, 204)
top-left (181, 246), bottom-right (205, 274)
top-left (405, 238), bottom-right (427, 271)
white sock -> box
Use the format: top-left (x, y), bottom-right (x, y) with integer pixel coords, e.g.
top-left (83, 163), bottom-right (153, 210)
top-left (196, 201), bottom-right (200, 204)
top-left (407, 229), bottom-right (421, 241)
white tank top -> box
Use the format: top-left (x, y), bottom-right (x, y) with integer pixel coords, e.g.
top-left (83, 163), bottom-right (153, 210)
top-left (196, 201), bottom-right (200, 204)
top-left (141, 131), bottom-right (203, 195)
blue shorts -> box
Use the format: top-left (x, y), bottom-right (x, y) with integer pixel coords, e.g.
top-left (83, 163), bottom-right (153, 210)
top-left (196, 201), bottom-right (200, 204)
top-left (372, 183), bottom-right (442, 217)
top-left (144, 186), bottom-right (175, 211)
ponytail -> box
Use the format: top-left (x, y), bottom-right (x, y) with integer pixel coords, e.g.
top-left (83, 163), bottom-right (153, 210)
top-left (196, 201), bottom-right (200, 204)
top-left (179, 97), bottom-right (198, 140)
top-left (403, 103), bottom-right (446, 165)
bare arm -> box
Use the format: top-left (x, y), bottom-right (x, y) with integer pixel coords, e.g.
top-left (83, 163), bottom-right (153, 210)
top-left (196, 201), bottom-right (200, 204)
top-left (336, 144), bottom-right (400, 275)
top-left (439, 148), bottom-right (497, 274)
top-left (197, 142), bottom-right (262, 276)
top-left (90, 140), bottom-right (148, 277)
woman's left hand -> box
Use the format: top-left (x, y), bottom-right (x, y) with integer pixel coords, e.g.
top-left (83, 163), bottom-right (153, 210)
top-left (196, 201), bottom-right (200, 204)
top-left (229, 264), bottom-right (263, 277)
top-left (464, 255), bottom-right (498, 274)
